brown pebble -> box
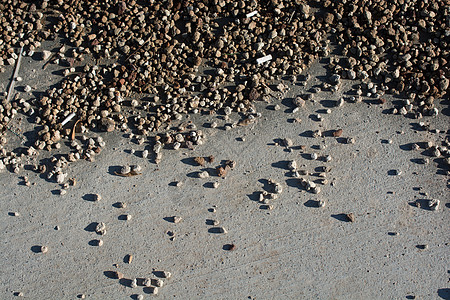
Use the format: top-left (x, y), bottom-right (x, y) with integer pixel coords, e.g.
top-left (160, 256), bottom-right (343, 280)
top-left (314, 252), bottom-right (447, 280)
top-left (125, 254), bottom-right (133, 264)
top-left (194, 156), bottom-right (206, 166)
top-left (216, 166), bottom-right (229, 177)
top-left (112, 271), bottom-right (124, 279)
top-left (333, 129), bottom-right (343, 137)
top-left (346, 213), bottom-right (355, 222)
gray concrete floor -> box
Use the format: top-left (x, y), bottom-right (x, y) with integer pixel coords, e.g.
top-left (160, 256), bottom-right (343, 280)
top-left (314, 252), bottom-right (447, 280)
top-left (0, 50), bottom-right (449, 300)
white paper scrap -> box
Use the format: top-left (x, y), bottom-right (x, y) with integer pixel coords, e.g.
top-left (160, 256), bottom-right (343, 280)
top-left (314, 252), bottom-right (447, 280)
top-left (256, 54), bottom-right (272, 65)
top-left (246, 11), bottom-right (258, 18)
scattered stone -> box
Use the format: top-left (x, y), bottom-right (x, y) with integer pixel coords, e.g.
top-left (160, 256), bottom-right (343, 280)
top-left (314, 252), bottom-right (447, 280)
top-left (345, 137), bottom-right (355, 144)
top-left (95, 222), bottom-right (107, 235)
top-left (130, 278), bottom-right (137, 288)
top-left (111, 271), bottom-right (124, 279)
top-left (124, 254), bottom-right (133, 264)
top-left (428, 199), bottom-right (440, 211)
top-left (333, 129), bottom-right (343, 137)
top-left (152, 278), bottom-right (164, 287)
top-left (198, 171), bottom-right (209, 178)
top-left (217, 227), bottom-right (227, 234)
top-left (194, 157), bottom-right (206, 166)
top-left (346, 213), bottom-right (355, 222)
top-left (41, 50), bottom-right (52, 61)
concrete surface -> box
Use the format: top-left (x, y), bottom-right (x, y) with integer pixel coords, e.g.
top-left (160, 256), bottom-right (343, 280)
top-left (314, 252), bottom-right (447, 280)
top-left (0, 50), bottom-right (449, 300)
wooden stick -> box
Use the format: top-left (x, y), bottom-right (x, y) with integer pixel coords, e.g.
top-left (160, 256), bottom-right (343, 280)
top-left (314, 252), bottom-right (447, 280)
top-left (6, 46), bottom-right (24, 103)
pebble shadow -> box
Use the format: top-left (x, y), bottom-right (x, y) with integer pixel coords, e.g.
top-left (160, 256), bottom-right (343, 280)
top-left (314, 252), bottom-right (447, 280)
top-left (408, 199), bottom-right (433, 211)
top-left (208, 227), bottom-right (224, 234)
top-left (320, 100), bottom-right (337, 108)
top-left (108, 166), bottom-right (122, 176)
top-left (437, 288), bottom-right (450, 299)
top-left (163, 216), bottom-right (176, 223)
top-left (181, 157), bottom-right (198, 166)
top-left (103, 271), bottom-right (118, 279)
top-left (143, 287), bottom-right (157, 294)
top-left (82, 194), bottom-right (97, 201)
top-left (205, 219), bottom-right (217, 226)
top-left (119, 278), bottom-right (132, 288)
top-left (84, 222), bottom-right (99, 232)
top-left (246, 191), bottom-right (260, 202)
top-left (88, 239), bottom-right (99, 246)
top-left (304, 200), bottom-right (320, 208)
top-left (331, 214), bottom-right (351, 222)
top-left (299, 130), bottom-right (314, 138)
top-left (271, 160), bottom-right (290, 170)
top-left (203, 182), bottom-right (215, 188)
top-left (222, 244), bottom-right (236, 251)
top-left (152, 271), bottom-right (166, 278)
top-left (30, 246), bottom-right (42, 253)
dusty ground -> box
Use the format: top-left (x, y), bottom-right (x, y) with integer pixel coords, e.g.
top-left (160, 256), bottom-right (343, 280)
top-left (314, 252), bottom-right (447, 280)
top-left (1, 49), bottom-right (449, 300)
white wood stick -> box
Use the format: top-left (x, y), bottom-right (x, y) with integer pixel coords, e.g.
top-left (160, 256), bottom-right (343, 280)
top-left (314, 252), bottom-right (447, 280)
top-left (246, 11), bottom-right (258, 18)
top-left (256, 54), bottom-right (272, 65)
top-left (6, 46), bottom-right (24, 103)
top-left (61, 112), bottom-right (76, 126)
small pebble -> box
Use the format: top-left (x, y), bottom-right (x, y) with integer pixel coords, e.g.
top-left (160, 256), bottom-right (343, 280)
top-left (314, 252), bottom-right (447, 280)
top-left (125, 254), bottom-right (133, 264)
top-left (345, 137), bottom-right (355, 144)
top-left (428, 199), bottom-right (440, 211)
top-left (346, 213), bottom-right (355, 222)
top-left (198, 171), bottom-right (209, 178)
top-left (95, 222), bottom-right (107, 235)
top-left (130, 278), bottom-right (137, 288)
top-left (223, 243), bottom-right (236, 251)
top-left (143, 278), bottom-right (151, 287)
top-left (153, 278), bottom-right (164, 287)
top-left (112, 271), bottom-right (124, 279)
top-left (116, 202), bottom-right (126, 208)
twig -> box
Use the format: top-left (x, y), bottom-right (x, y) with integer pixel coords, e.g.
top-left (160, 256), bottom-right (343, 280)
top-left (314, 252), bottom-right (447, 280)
top-left (288, 10), bottom-right (296, 23)
top-left (124, 37), bottom-right (152, 62)
top-left (6, 46), bottom-right (24, 103)
top-left (71, 119), bottom-right (81, 140)
top-left (42, 52), bottom-right (58, 70)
